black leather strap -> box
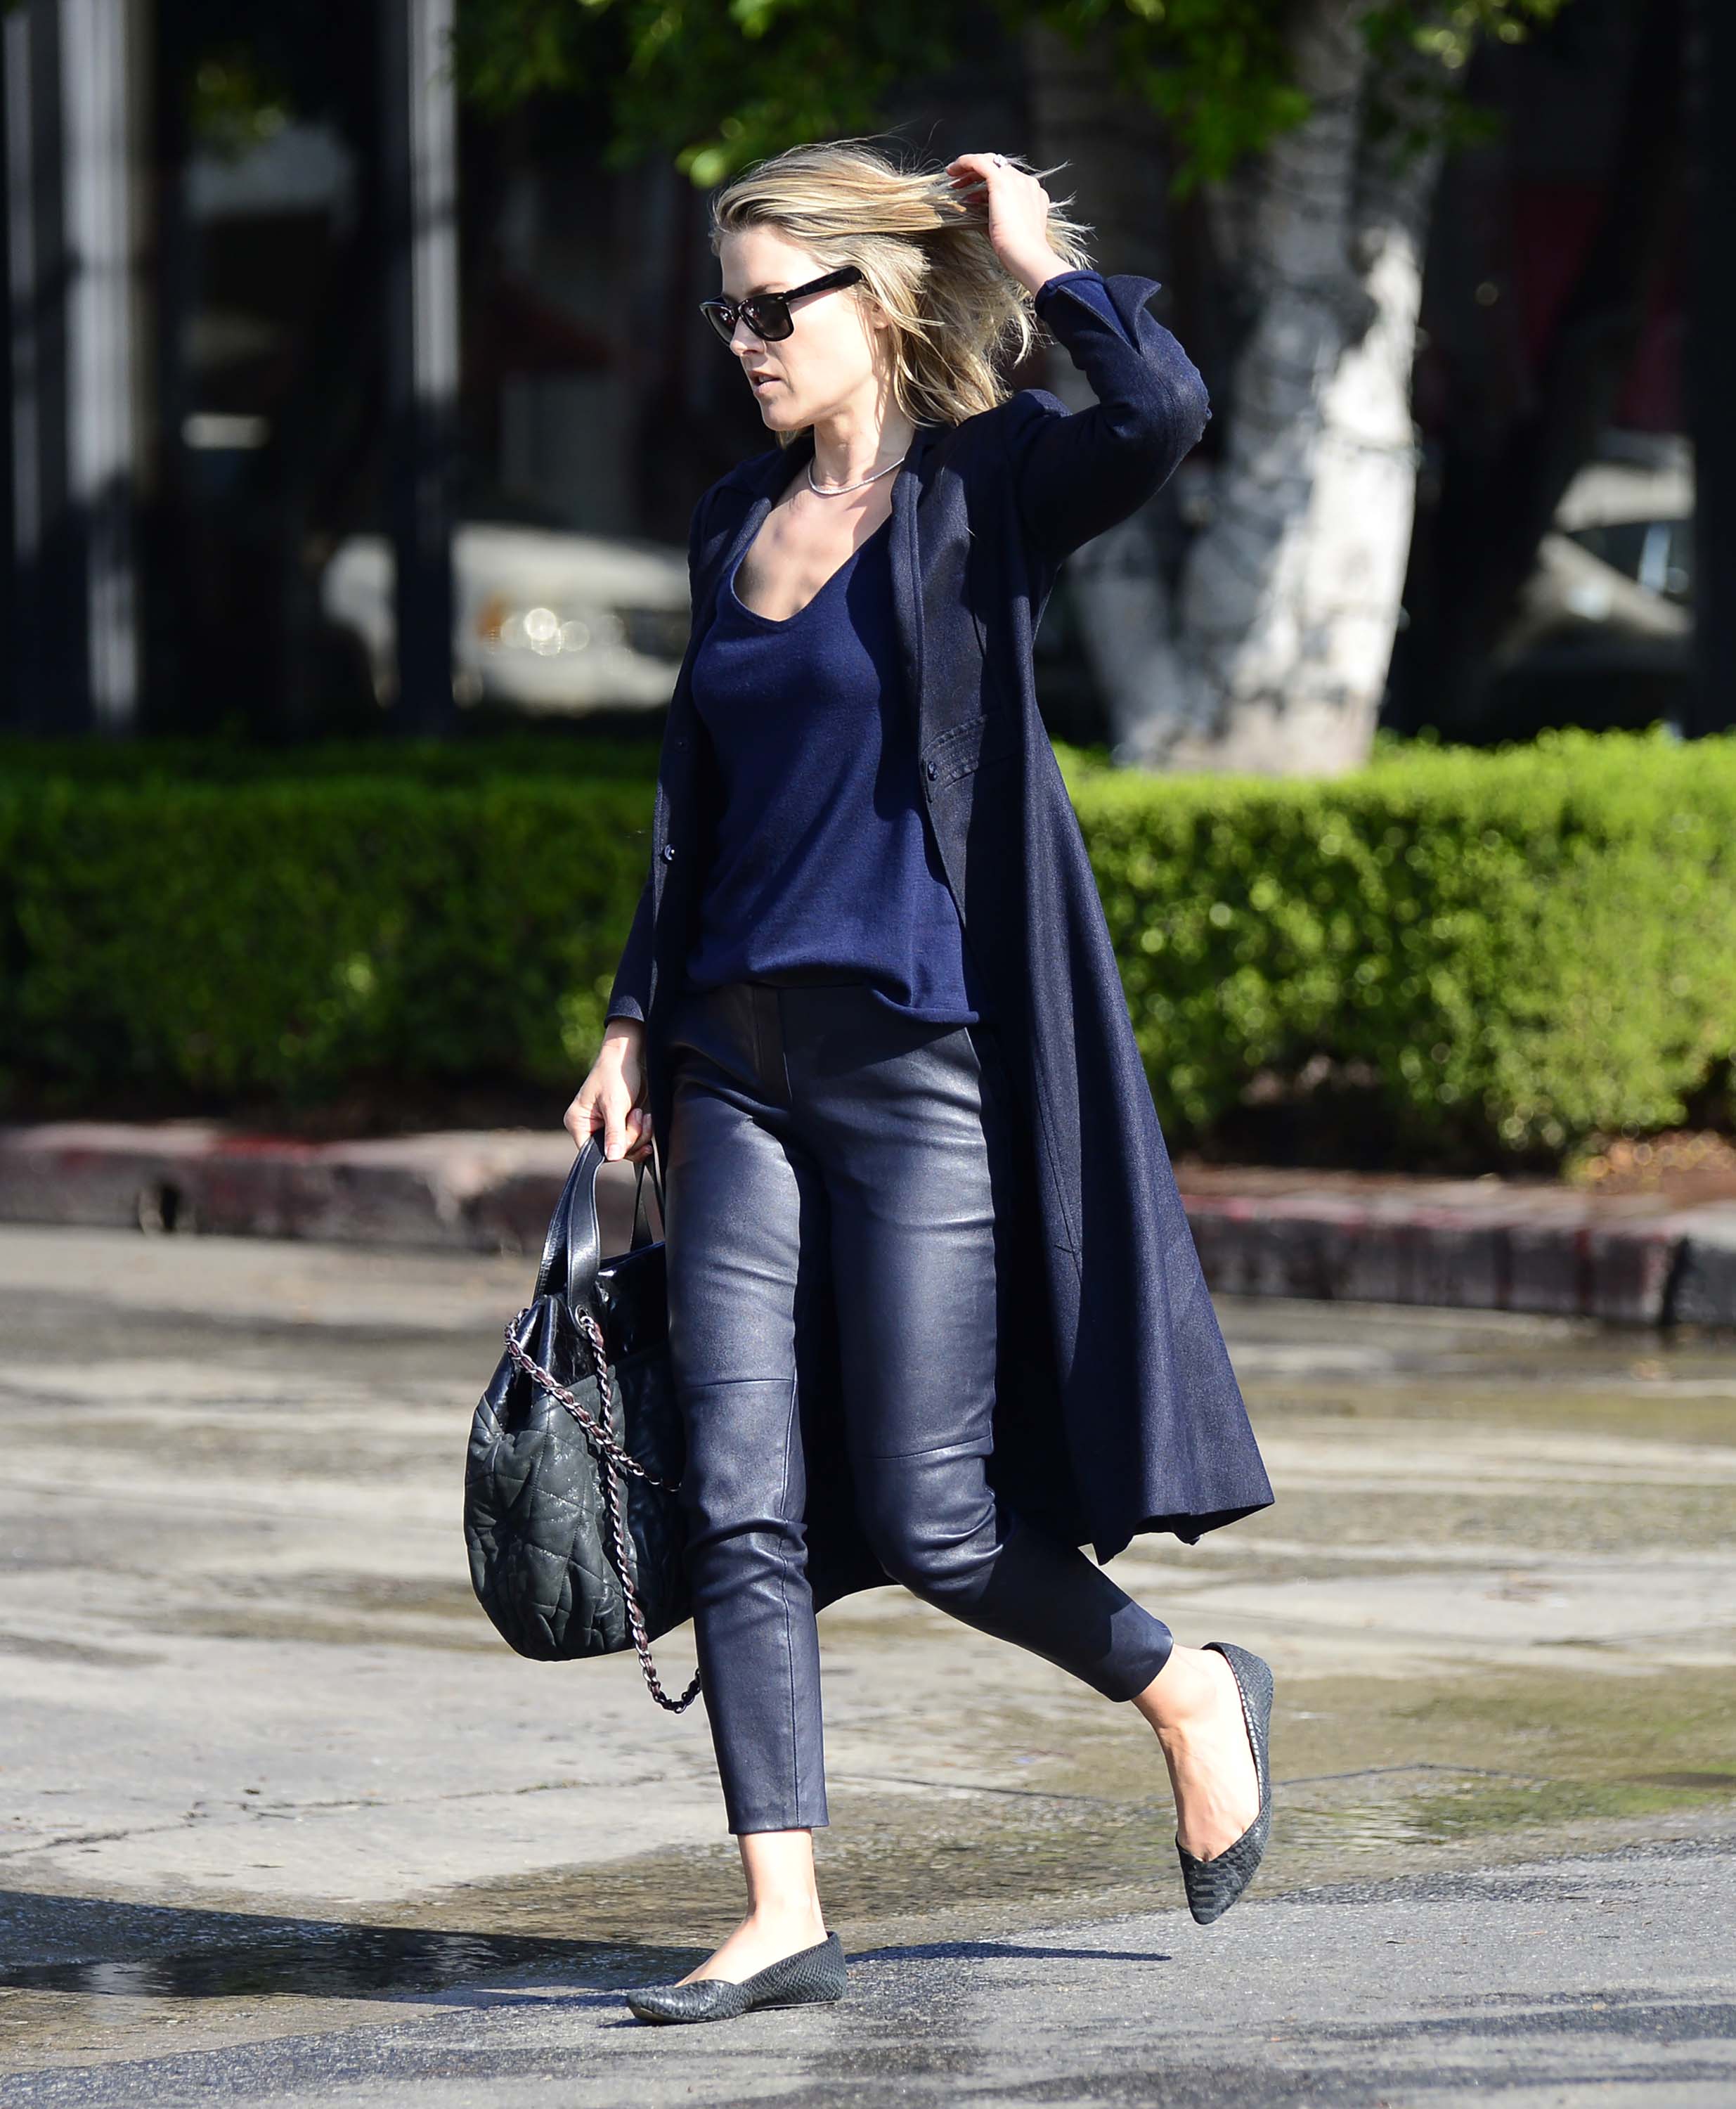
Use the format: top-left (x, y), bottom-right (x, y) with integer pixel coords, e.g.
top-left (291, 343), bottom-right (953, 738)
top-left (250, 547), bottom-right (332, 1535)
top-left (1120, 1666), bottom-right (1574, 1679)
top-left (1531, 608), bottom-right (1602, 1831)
top-left (533, 1140), bottom-right (604, 1314)
top-left (630, 1151), bottom-right (665, 1249)
top-left (536, 1136), bottom-right (666, 1317)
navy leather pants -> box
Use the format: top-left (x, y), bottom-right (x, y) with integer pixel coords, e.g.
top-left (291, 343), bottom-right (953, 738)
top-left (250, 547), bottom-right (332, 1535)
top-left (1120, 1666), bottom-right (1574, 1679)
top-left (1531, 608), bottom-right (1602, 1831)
top-left (661, 977), bottom-right (1174, 1836)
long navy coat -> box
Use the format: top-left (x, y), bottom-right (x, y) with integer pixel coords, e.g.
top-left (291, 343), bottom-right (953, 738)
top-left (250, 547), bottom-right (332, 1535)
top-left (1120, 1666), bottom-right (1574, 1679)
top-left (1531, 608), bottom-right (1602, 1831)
top-left (607, 271), bottom-right (1274, 1604)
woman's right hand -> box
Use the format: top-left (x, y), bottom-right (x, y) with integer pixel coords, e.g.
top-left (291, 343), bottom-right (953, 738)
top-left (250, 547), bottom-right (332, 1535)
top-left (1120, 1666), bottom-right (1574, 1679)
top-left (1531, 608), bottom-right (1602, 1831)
top-left (565, 1018), bottom-right (654, 1163)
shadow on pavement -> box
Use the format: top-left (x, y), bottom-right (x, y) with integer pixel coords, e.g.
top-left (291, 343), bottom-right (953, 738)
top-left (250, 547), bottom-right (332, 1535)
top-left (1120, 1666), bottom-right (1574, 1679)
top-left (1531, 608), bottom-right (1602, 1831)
top-left (0, 1890), bottom-right (688, 2004)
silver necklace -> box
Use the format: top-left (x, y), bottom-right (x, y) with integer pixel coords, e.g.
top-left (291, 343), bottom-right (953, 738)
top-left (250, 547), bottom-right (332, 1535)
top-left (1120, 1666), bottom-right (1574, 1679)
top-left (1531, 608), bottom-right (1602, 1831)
top-left (806, 449), bottom-right (908, 498)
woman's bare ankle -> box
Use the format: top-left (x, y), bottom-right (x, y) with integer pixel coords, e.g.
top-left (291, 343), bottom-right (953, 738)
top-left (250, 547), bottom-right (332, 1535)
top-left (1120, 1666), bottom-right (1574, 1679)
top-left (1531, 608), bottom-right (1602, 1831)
top-left (1132, 1642), bottom-right (1225, 1739)
top-left (1131, 1643), bottom-right (1259, 1860)
top-left (750, 1897), bottom-right (827, 1940)
top-left (680, 1900), bottom-right (827, 1984)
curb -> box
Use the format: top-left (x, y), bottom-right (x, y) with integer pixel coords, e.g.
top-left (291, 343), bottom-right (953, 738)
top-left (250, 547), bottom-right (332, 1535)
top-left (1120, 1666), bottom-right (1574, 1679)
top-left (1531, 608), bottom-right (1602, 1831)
top-left (0, 1122), bottom-right (583, 1257)
top-left (4, 1122), bottom-right (1735, 1327)
top-left (1181, 1189), bottom-right (1736, 1327)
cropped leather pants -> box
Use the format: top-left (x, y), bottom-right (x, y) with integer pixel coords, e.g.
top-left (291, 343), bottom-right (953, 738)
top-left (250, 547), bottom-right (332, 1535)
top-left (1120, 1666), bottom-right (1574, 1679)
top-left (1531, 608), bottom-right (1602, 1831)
top-left (660, 977), bottom-right (1174, 1836)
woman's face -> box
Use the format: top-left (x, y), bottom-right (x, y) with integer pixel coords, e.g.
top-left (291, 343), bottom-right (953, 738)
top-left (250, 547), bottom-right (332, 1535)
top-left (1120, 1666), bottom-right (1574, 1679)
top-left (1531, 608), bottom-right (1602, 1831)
top-left (715, 226), bottom-right (886, 432)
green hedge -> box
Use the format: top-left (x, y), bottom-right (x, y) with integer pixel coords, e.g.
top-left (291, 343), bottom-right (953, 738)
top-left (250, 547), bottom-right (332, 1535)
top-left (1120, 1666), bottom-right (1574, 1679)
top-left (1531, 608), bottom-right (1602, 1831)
top-left (4, 728), bottom-right (1733, 1154)
top-left (1063, 728), bottom-right (1736, 1153)
top-left (0, 776), bottom-right (657, 1103)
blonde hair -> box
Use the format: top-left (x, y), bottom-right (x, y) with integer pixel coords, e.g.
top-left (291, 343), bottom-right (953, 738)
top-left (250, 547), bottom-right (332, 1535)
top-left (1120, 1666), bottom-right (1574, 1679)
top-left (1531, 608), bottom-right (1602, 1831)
top-left (707, 136), bottom-right (1095, 445)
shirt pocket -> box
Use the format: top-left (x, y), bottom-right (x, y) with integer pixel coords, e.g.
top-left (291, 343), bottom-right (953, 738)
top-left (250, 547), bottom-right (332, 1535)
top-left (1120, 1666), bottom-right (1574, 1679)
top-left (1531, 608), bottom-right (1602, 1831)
top-left (920, 710), bottom-right (1020, 790)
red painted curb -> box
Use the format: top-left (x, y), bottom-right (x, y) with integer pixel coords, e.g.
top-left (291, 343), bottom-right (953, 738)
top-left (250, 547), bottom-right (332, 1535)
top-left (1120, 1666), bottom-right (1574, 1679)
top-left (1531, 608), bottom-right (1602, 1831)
top-left (3, 1123), bottom-right (1733, 1327)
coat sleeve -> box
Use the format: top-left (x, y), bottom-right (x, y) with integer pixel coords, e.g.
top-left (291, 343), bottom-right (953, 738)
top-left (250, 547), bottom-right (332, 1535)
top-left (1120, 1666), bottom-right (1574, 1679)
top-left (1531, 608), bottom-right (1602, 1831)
top-left (1029, 269), bottom-right (1139, 349)
top-left (602, 485), bottom-right (714, 1027)
top-left (1004, 270), bottom-right (1211, 567)
top-left (603, 874), bottom-right (654, 1028)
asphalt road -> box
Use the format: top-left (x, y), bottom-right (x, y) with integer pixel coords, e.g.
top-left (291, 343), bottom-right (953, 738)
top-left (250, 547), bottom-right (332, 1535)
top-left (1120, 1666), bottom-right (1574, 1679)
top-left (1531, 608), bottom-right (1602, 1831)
top-left (1, 1838), bottom-right (1732, 2108)
top-left (2, 1220), bottom-right (1733, 2104)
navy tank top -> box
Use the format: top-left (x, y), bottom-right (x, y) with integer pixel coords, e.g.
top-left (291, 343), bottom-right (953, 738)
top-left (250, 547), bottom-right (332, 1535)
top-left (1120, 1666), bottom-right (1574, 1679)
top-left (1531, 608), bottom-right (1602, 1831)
top-left (680, 501), bottom-right (988, 1026)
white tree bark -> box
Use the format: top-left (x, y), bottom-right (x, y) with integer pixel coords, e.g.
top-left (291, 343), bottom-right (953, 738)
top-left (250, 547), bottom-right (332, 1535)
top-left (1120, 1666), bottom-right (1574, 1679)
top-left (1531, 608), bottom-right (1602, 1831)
top-left (1026, 0), bottom-right (1449, 778)
top-left (1162, 0), bottom-right (1443, 772)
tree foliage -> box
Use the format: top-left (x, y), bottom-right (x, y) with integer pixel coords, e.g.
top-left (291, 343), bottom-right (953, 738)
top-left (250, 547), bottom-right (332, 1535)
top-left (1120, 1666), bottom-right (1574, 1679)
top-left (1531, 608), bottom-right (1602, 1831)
top-left (451, 0), bottom-right (1572, 192)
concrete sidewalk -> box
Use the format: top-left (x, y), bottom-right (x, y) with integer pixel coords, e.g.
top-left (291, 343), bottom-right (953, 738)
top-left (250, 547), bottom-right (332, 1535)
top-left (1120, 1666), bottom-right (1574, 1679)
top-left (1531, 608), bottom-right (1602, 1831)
top-left (5, 1224), bottom-right (1735, 2102)
top-left (3, 1118), bottom-right (1735, 1326)
top-left (6, 1840), bottom-right (1734, 2108)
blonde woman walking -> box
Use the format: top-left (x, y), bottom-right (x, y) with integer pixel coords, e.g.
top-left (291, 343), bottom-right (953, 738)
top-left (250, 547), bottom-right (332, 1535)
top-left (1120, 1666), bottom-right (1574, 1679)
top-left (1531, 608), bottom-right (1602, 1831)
top-left (568, 137), bottom-right (1275, 2026)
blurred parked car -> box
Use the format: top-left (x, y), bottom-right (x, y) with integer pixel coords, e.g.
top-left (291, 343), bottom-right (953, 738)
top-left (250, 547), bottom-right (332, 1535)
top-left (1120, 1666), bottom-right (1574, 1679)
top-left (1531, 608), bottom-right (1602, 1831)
top-left (1484, 436), bottom-right (1693, 736)
top-left (320, 522), bottom-right (691, 714)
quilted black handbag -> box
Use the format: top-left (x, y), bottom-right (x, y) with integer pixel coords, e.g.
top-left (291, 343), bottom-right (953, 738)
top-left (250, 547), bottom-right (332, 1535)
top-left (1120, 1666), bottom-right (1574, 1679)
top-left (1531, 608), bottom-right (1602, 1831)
top-left (463, 1135), bottom-right (701, 1711)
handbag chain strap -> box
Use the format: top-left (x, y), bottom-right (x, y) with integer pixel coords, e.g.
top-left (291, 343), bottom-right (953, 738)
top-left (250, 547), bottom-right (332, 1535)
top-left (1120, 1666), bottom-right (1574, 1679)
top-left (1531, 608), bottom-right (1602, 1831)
top-left (504, 1311), bottom-right (702, 1714)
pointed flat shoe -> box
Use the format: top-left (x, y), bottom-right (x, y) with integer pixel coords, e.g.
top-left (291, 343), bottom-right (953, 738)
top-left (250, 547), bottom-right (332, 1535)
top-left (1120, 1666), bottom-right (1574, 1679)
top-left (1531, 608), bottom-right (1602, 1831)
top-left (625, 1931), bottom-right (846, 2025)
top-left (1175, 1639), bottom-right (1274, 1927)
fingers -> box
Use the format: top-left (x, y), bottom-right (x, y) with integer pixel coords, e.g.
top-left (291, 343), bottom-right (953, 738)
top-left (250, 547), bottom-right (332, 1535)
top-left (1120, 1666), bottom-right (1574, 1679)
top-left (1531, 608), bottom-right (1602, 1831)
top-left (563, 1088), bottom-right (597, 1149)
top-left (618, 1106), bottom-right (653, 1162)
top-left (944, 155), bottom-right (1058, 292)
top-left (945, 152), bottom-right (1016, 186)
top-left (563, 1059), bottom-right (652, 1163)
top-left (600, 1094), bottom-right (630, 1162)
top-left (595, 1097), bottom-right (654, 1163)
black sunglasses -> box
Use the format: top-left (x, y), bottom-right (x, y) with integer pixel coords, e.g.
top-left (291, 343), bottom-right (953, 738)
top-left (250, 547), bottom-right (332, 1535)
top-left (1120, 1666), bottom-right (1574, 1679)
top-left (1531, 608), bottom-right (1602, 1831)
top-left (699, 266), bottom-right (865, 347)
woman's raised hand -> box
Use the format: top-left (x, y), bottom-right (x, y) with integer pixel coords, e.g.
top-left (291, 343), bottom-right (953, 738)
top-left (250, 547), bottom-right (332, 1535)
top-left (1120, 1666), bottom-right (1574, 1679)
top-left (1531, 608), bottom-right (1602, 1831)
top-left (566, 1019), bottom-right (654, 1163)
top-left (944, 153), bottom-right (1070, 297)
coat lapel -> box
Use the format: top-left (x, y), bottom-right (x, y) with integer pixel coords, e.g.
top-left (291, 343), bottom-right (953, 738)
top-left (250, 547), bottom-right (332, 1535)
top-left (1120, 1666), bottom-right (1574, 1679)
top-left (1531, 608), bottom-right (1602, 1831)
top-left (887, 421), bottom-right (936, 756)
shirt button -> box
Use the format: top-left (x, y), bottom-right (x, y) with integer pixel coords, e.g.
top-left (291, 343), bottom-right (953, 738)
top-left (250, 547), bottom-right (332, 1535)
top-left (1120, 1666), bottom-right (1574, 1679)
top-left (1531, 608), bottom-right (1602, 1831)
top-left (925, 759), bottom-right (937, 780)
top-left (662, 844), bottom-right (676, 861)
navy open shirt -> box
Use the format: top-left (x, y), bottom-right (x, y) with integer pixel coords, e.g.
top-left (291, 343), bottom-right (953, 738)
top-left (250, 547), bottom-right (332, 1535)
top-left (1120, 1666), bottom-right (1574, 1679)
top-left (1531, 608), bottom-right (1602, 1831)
top-left (628, 269), bottom-right (1136, 1033)
top-left (680, 489), bottom-right (991, 1024)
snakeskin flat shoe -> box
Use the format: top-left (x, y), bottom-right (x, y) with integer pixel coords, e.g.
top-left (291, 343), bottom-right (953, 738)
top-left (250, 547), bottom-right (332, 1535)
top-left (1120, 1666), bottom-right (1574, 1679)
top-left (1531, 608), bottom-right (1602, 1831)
top-left (1175, 1640), bottom-right (1274, 1926)
top-left (625, 1931), bottom-right (846, 2025)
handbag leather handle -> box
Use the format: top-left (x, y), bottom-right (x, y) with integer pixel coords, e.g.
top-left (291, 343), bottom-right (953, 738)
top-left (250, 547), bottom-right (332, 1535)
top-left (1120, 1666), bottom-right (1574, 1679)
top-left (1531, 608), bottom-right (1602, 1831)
top-left (630, 1148), bottom-right (666, 1250)
top-left (536, 1135), bottom-right (666, 1315)
top-left (532, 1147), bottom-right (596, 1311)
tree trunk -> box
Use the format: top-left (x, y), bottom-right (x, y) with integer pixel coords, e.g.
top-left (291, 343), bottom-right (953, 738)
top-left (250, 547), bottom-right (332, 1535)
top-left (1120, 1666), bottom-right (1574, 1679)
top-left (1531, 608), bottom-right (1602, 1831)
top-left (1160, 0), bottom-right (1439, 773)
top-left (1027, 0), bottom-right (1448, 777)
